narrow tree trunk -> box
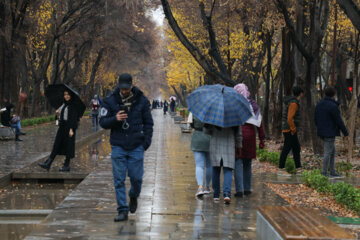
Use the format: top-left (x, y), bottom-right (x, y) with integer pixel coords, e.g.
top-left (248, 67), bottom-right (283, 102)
top-left (330, 4), bottom-right (338, 86)
top-left (263, 31), bottom-right (272, 136)
top-left (346, 31), bottom-right (359, 161)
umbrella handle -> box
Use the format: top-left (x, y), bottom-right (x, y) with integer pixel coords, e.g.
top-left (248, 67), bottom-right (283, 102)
top-left (122, 120), bottom-right (130, 130)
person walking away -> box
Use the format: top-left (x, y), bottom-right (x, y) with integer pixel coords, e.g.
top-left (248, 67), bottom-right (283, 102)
top-left (279, 86), bottom-right (304, 172)
top-left (170, 98), bottom-right (176, 112)
top-left (233, 84), bottom-right (265, 197)
top-left (315, 86), bottom-right (348, 177)
top-left (1, 97), bottom-right (26, 141)
top-left (163, 100), bottom-right (168, 115)
top-left (189, 112), bottom-right (212, 198)
top-left (90, 95), bottom-right (100, 127)
top-left (99, 73), bottom-right (154, 222)
top-left (205, 124), bottom-right (242, 204)
top-left (90, 94), bottom-right (100, 127)
top-left (38, 90), bottom-right (79, 172)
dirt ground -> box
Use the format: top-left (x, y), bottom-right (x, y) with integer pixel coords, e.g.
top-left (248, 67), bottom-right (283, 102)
top-left (254, 137), bottom-right (360, 238)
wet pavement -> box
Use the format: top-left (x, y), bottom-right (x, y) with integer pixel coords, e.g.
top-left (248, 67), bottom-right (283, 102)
top-left (0, 118), bottom-right (104, 186)
top-left (24, 110), bottom-right (290, 240)
top-left (0, 125), bottom-right (111, 240)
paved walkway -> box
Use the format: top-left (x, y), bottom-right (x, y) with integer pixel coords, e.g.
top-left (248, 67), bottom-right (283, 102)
top-left (0, 118), bottom-right (104, 186)
top-left (25, 110), bottom-right (288, 240)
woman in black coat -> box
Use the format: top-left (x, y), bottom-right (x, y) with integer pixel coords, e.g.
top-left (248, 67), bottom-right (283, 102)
top-left (38, 90), bottom-right (78, 171)
top-left (163, 100), bottom-right (168, 115)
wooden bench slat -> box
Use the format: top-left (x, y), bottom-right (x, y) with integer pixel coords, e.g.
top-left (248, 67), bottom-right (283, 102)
top-left (258, 206), bottom-right (356, 240)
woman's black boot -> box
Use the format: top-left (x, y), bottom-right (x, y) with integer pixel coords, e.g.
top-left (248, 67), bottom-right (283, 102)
top-left (38, 158), bottom-right (54, 171)
top-left (59, 158), bottom-right (70, 172)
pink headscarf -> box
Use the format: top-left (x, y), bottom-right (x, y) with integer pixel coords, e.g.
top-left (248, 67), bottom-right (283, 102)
top-left (234, 83), bottom-right (250, 98)
top-left (234, 83), bottom-right (261, 119)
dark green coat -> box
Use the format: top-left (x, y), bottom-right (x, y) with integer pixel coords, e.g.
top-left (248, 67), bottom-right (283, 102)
top-left (190, 117), bottom-right (210, 152)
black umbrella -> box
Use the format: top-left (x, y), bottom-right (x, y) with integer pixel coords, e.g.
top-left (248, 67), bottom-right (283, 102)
top-left (45, 84), bottom-right (86, 118)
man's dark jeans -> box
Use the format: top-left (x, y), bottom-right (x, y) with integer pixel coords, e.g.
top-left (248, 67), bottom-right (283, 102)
top-left (279, 132), bottom-right (301, 169)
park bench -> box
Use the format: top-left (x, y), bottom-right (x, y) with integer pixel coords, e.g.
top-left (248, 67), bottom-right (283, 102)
top-left (0, 126), bottom-right (15, 140)
top-left (256, 206), bottom-right (356, 240)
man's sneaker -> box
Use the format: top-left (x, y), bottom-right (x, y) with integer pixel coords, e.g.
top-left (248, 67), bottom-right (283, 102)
top-left (330, 172), bottom-right (343, 178)
top-left (321, 172), bottom-right (329, 177)
top-left (234, 192), bottom-right (243, 198)
top-left (114, 211), bottom-right (128, 222)
top-left (129, 197), bottom-right (137, 213)
top-left (244, 190), bottom-right (252, 196)
top-left (203, 186), bottom-right (212, 194)
top-left (195, 186), bottom-right (204, 198)
top-left (213, 197), bottom-right (220, 202)
top-left (224, 196), bottom-right (231, 204)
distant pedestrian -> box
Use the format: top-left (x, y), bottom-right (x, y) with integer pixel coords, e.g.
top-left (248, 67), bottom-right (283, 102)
top-left (163, 100), bottom-right (168, 115)
top-left (170, 98), bottom-right (176, 112)
top-left (99, 73), bottom-right (154, 222)
top-left (233, 84), bottom-right (265, 197)
top-left (279, 86), bottom-right (304, 171)
top-left (1, 97), bottom-right (26, 141)
top-left (38, 90), bottom-right (79, 172)
top-left (90, 95), bottom-right (100, 127)
top-left (189, 113), bottom-right (212, 198)
top-left (205, 124), bottom-right (242, 204)
top-left (315, 86), bottom-right (348, 177)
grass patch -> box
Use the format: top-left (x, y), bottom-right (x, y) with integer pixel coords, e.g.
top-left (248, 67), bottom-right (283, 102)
top-left (302, 170), bottom-right (360, 215)
top-left (257, 148), bottom-right (296, 174)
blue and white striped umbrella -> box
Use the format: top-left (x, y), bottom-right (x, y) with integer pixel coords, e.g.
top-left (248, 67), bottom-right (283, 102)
top-left (186, 84), bottom-right (252, 128)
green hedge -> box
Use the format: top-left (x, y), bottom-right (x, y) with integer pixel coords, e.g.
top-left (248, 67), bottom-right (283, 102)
top-left (21, 115), bottom-right (56, 127)
top-left (20, 110), bottom-right (90, 128)
top-left (257, 148), bottom-right (296, 174)
top-left (302, 170), bottom-right (360, 214)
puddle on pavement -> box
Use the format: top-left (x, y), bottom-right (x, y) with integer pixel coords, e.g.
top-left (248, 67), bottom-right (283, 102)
top-left (0, 132), bottom-right (111, 240)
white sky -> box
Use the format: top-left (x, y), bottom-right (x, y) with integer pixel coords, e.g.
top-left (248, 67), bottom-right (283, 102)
top-left (150, 6), bottom-right (164, 27)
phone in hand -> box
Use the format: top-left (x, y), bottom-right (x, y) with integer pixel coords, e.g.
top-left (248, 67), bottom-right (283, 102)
top-left (119, 105), bottom-right (129, 113)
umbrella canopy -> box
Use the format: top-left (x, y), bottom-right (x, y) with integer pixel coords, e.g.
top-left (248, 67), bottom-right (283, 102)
top-left (45, 84), bottom-right (86, 118)
top-left (170, 96), bottom-right (176, 101)
top-left (186, 84), bottom-right (252, 128)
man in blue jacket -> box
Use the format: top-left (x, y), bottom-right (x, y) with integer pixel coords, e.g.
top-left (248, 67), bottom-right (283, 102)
top-left (315, 86), bottom-right (348, 177)
top-left (100, 73), bottom-right (153, 222)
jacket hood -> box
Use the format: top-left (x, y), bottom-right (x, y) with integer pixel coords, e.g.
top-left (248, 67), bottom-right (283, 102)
top-left (283, 96), bottom-right (298, 105)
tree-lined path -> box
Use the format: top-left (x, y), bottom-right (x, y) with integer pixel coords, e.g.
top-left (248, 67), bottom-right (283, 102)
top-left (25, 109), bottom-right (288, 240)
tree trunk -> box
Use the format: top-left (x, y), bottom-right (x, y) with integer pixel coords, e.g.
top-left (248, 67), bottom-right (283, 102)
top-left (346, 31), bottom-right (359, 161)
top-left (263, 31), bottom-right (272, 136)
top-left (336, 0), bottom-right (360, 32)
top-left (330, 4), bottom-right (338, 86)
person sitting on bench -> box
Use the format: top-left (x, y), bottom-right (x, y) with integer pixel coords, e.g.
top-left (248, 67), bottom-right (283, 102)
top-left (1, 97), bottom-right (25, 141)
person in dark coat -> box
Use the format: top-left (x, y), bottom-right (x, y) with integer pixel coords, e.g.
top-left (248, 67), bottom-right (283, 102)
top-left (170, 98), bottom-right (176, 112)
top-left (163, 100), bottom-right (168, 115)
top-left (38, 90), bottom-right (79, 172)
top-left (99, 73), bottom-right (154, 222)
top-left (1, 97), bottom-right (26, 141)
top-left (234, 84), bottom-right (265, 197)
top-left (279, 86), bottom-right (304, 171)
top-left (315, 86), bottom-right (348, 177)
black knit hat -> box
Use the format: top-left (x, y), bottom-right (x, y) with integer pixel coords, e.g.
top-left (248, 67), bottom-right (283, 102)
top-left (118, 73), bottom-right (132, 89)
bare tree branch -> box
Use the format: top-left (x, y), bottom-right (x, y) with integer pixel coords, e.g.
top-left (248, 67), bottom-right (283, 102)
top-left (336, 0), bottom-right (360, 32)
top-left (275, 0), bottom-right (313, 62)
top-left (161, 0), bottom-right (235, 85)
